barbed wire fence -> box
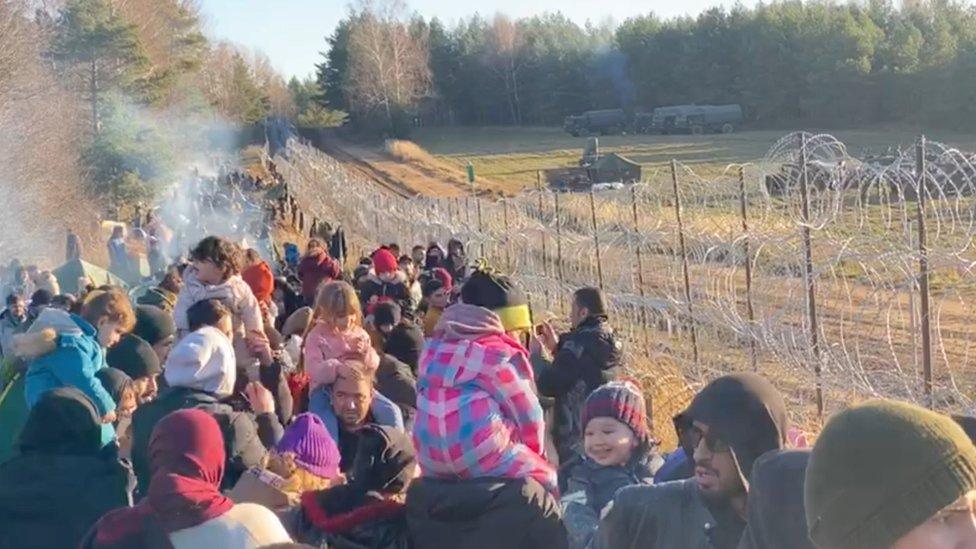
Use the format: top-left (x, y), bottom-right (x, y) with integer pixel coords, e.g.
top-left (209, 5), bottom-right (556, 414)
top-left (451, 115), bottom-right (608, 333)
top-left (275, 131), bottom-right (976, 437)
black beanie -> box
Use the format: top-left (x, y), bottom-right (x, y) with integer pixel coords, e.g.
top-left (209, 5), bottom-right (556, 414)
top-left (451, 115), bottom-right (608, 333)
top-left (460, 268), bottom-right (531, 332)
top-left (133, 305), bottom-right (176, 347)
top-left (374, 301), bottom-right (402, 328)
top-left (30, 289), bottom-right (53, 307)
top-left (106, 334), bottom-right (162, 379)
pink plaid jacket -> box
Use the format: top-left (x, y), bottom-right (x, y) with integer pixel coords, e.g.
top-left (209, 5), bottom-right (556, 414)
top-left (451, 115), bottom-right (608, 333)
top-left (413, 305), bottom-right (557, 495)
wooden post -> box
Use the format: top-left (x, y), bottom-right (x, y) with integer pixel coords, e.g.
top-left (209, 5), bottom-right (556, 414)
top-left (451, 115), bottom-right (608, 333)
top-left (503, 199), bottom-right (512, 271)
top-left (476, 196), bottom-right (485, 258)
top-left (671, 159), bottom-right (699, 369)
top-left (631, 185), bottom-right (651, 352)
top-left (589, 189), bottom-right (604, 289)
top-left (798, 133), bottom-right (825, 419)
top-left (554, 191), bottom-right (565, 313)
top-left (738, 165), bottom-right (758, 370)
top-left (539, 190), bottom-right (550, 309)
top-left (916, 136), bottom-right (933, 406)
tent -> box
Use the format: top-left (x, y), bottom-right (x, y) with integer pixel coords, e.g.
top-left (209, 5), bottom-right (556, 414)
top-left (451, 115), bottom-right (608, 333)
top-left (588, 153), bottom-right (643, 183)
top-left (53, 259), bottom-right (129, 295)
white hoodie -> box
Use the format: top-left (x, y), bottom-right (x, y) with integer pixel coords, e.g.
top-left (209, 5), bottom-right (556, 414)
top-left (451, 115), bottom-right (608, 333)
top-left (164, 326), bottom-right (236, 398)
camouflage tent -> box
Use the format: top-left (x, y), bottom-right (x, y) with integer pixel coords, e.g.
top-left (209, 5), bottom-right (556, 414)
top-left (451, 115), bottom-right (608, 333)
top-left (588, 153), bottom-right (642, 183)
top-left (53, 259), bottom-right (129, 295)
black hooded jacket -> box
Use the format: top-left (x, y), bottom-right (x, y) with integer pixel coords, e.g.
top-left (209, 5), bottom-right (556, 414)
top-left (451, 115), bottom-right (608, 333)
top-left (737, 450), bottom-right (815, 549)
top-left (0, 388), bottom-right (133, 549)
top-left (592, 373), bottom-right (788, 549)
top-left (535, 315), bottom-right (622, 464)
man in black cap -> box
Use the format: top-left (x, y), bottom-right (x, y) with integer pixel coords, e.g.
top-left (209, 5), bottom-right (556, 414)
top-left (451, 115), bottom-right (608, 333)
top-left (131, 305), bottom-right (176, 363)
top-left (592, 373), bottom-right (788, 549)
top-left (372, 301), bottom-right (424, 375)
top-left (532, 286), bottom-right (622, 466)
top-left (106, 334), bottom-right (162, 404)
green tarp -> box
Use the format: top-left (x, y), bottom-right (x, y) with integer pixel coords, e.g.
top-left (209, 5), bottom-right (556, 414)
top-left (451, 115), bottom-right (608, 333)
top-left (53, 259), bottom-right (129, 295)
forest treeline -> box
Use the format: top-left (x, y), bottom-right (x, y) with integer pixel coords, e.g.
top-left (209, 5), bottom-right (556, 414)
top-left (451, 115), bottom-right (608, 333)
top-left (315, 0), bottom-right (976, 133)
top-left (0, 0), bottom-right (295, 261)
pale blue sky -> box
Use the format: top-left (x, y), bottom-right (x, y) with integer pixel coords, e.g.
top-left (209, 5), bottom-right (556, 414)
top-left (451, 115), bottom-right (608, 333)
top-left (200, 0), bottom-right (755, 80)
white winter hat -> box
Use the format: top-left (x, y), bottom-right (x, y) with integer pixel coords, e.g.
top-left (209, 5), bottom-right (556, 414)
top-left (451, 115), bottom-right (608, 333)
top-left (164, 326), bottom-right (237, 397)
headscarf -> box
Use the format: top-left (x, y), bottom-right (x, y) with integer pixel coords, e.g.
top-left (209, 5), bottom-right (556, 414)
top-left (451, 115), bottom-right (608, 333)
top-left (18, 387), bottom-right (101, 456)
top-left (95, 367), bottom-right (133, 406)
top-left (85, 409), bottom-right (235, 548)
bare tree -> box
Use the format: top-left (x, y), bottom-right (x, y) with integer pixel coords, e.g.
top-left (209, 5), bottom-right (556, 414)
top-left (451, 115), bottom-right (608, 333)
top-left (485, 14), bottom-right (526, 125)
top-left (344, 0), bottom-right (430, 131)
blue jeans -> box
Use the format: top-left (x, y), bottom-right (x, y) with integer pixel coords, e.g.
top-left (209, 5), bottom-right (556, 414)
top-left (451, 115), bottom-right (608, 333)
top-left (308, 385), bottom-right (405, 440)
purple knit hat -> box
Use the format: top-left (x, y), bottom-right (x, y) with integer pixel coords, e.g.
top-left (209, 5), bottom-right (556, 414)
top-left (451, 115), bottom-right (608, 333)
top-left (275, 413), bottom-right (341, 479)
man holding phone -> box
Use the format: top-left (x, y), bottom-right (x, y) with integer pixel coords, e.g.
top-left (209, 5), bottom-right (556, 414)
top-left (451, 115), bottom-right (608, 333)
top-left (531, 287), bottom-right (622, 468)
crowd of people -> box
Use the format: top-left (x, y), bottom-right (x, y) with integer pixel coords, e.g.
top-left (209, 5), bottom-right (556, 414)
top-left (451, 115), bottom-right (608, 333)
top-left (1, 163), bottom-right (976, 549)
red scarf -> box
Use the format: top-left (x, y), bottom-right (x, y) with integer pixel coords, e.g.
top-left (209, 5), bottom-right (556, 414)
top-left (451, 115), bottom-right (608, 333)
top-left (84, 410), bottom-right (235, 549)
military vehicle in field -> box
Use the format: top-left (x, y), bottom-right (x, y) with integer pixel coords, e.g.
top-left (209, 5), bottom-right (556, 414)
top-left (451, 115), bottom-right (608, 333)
top-left (637, 104), bottom-right (743, 135)
top-left (563, 109), bottom-right (629, 136)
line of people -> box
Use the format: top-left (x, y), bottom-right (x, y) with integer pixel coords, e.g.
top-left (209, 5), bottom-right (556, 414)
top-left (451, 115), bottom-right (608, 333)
top-left (2, 167), bottom-right (976, 549)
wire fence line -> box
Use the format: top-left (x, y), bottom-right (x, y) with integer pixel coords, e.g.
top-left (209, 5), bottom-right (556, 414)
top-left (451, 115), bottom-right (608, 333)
top-left (275, 131), bottom-right (976, 428)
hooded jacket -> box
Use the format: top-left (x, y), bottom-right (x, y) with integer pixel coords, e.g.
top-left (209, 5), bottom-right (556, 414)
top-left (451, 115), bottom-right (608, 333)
top-left (383, 321), bottom-right (424, 374)
top-left (164, 326), bottom-right (237, 398)
top-left (172, 265), bottom-right (269, 370)
top-left (0, 308), bottom-right (24, 358)
top-left (407, 476), bottom-right (567, 549)
top-left (0, 388), bottom-right (133, 549)
top-left (131, 385), bottom-right (283, 496)
top-left (359, 271), bottom-right (415, 315)
top-left (535, 315), bottom-right (622, 464)
top-left (592, 373), bottom-right (788, 549)
top-left (737, 450), bottom-right (814, 549)
top-left (298, 248), bottom-right (341, 303)
top-left (414, 303), bottom-right (557, 496)
top-left (16, 308), bottom-right (116, 446)
top-left (376, 353), bottom-right (417, 429)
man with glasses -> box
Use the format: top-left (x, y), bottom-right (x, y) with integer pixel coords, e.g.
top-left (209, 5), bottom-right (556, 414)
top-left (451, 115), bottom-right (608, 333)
top-left (592, 373), bottom-right (788, 549)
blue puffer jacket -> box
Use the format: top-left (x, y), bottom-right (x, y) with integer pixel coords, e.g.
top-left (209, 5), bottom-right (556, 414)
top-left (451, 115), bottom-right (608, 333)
top-left (18, 309), bottom-right (116, 446)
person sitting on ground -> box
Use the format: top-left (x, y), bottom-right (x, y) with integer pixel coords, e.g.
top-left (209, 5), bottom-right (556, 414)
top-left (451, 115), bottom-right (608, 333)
top-left (94, 367), bottom-right (138, 458)
top-left (16, 288), bottom-right (135, 448)
top-left (84, 409), bottom-right (293, 548)
top-left (738, 449), bottom-right (815, 549)
top-left (0, 388), bottom-right (134, 549)
top-left (287, 425), bottom-right (415, 548)
top-left (359, 248), bottom-right (414, 316)
top-left (137, 267), bottom-right (182, 312)
top-left (131, 299), bottom-right (283, 495)
top-left (173, 236), bottom-right (273, 373)
top-left (592, 372), bottom-right (788, 549)
top-left (0, 293), bottom-right (25, 358)
top-left (562, 380), bottom-right (661, 549)
top-left (372, 301), bottom-right (425, 374)
top-left (297, 238), bottom-right (341, 307)
top-left (303, 281), bottom-right (399, 440)
top-left (331, 361), bottom-right (404, 471)
top-left (107, 334), bottom-right (162, 405)
top-left (805, 399), bottom-right (976, 549)
top-left (532, 286), bottom-right (623, 467)
top-left (230, 413), bottom-right (342, 510)
top-left (420, 269), bottom-right (452, 337)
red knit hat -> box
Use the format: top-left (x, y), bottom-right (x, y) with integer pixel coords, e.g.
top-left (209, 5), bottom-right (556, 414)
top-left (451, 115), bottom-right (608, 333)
top-left (581, 380), bottom-right (650, 446)
top-left (432, 267), bottom-right (453, 289)
top-left (242, 262), bottom-right (274, 304)
top-left (372, 248), bottom-right (398, 275)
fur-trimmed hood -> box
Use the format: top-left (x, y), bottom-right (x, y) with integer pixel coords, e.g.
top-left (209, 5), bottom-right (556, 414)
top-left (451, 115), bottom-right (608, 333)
top-left (12, 308), bottom-right (86, 360)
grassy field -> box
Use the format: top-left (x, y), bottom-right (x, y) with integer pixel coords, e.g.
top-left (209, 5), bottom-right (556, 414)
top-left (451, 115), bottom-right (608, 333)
top-left (411, 126), bottom-right (976, 190)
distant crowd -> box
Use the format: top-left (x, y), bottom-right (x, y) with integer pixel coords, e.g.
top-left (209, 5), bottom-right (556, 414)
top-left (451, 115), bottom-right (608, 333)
top-left (1, 162), bottom-right (975, 549)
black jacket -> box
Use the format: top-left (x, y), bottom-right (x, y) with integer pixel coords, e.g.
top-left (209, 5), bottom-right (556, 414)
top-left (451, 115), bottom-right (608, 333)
top-left (738, 450), bottom-right (815, 549)
top-left (377, 353), bottom-right (417, 429)
top-left (535, 315), bottom-right (622, 464)
top-left (0, 450), bottom-right (133, 548)
top-left (131, 386), bottom-right (283, 495)
top-left (360, 273), bottom-right (415, 315)
top-left (406, 476), bottom-right (567, 549)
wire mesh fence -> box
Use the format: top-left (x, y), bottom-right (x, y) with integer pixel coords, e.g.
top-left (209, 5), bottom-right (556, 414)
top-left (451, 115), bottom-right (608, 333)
top-left (275, 131), bottom-right (976, 433)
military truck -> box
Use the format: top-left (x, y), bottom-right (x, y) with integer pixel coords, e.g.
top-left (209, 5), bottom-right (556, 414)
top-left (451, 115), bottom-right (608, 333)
top-left (641, 104), bottom-right (743, 135)
top-left (563, 109), bottom-right (628, 137)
